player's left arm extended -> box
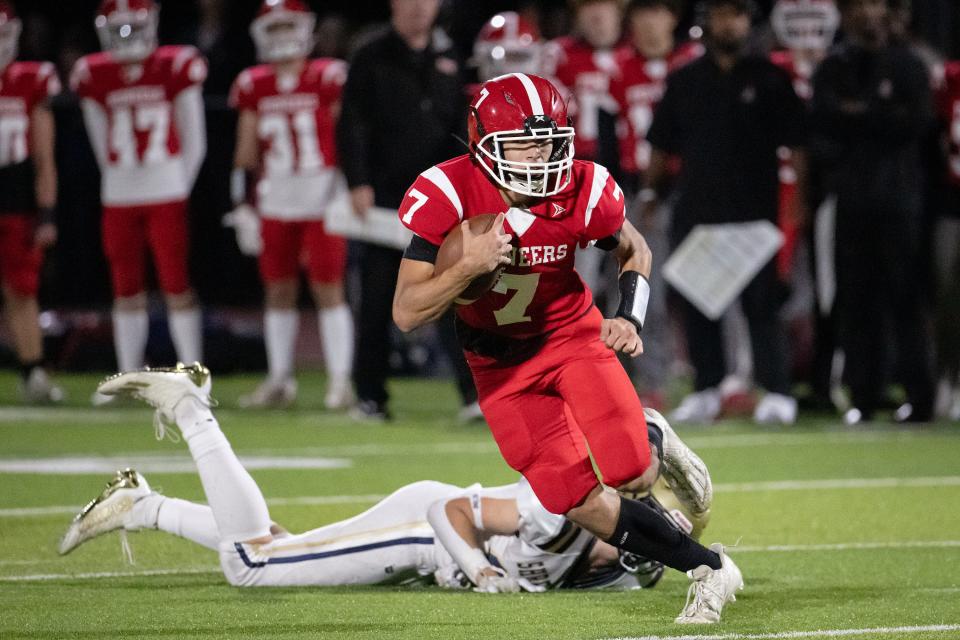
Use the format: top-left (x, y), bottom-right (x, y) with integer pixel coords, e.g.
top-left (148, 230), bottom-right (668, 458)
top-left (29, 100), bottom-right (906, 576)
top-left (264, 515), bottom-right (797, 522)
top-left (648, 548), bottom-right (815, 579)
top-left (173, 86), bottom-right (207, 189)
top-left (597, 219), bottom-right (652, 356)
top-left (30, 102), bottom-right (57, 233)
top-left (427, 495), bottom-right (521, 588)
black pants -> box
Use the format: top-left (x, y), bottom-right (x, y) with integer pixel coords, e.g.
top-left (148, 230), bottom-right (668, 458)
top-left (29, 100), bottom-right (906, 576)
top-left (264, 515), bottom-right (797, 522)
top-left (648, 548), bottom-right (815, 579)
top-left (675, 259), bottom-right (792, 395)
top-left (352, 242), bottom-right (477, 407)
top-left (834, 205), bottom-right (935, 415)
top-left (353, 243), bottom-right (404, 405)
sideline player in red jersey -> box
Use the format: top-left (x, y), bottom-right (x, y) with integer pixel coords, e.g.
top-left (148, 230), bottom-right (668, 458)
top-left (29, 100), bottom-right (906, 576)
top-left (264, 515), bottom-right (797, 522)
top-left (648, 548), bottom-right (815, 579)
top-left (934, 59), bottom-right (960, 420)
top-left (769, 0), bottom-right (837, 276)
top-left (71, 0), bottom-right (206, 397)
top-left (392, 73), bottom-right (742, 624)
top-left (0, 2), bottom-right (63, 403)
top-left (610, 0), bottom-right (702, 182)
top-left (227, 0), bottom-right (354, 410)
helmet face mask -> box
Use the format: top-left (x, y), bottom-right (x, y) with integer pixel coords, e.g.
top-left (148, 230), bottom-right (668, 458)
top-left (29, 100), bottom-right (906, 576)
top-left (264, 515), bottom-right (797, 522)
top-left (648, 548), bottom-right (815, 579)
top-left (771, 0), bottom-right (840, 51)
top-left (251, 0), bottom-right (315, 63)
top-left (469, 76), bottom-right (576, 199)
top-left (95, 1), bottom-right (158, 63)
top-left (0, 11), bottom-right (20, 72)
top-left (476, 121), bottom-right (575, 198)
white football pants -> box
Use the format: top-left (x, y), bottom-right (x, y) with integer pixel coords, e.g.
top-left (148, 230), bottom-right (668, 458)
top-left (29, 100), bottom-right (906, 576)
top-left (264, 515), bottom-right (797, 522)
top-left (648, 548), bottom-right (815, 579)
top-left (220, 480), bottom-right (462, 587)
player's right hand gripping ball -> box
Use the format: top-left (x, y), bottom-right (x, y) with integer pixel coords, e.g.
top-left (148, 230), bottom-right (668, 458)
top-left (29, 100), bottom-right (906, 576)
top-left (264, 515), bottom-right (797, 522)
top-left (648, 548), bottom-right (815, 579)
top-left (434, 213), bottom-right (512, 305)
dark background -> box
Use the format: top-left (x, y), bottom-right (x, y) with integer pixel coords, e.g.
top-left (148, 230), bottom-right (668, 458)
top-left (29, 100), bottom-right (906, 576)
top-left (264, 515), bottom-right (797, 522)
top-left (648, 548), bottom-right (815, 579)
top-left (7, 0), bottom-right (960, 311)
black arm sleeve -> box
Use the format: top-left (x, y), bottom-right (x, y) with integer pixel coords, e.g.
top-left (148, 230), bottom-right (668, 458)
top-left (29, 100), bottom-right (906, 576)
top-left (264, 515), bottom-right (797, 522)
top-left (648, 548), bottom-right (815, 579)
top-left (403, 234), bottom-right (440, 263)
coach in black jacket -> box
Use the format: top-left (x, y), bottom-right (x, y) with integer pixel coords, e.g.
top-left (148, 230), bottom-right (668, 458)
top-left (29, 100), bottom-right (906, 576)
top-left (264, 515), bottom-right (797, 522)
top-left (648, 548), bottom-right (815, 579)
top-left (336, 0), bottom-right (466, 420)
top-left (810, 0), bottom-right (935, 423)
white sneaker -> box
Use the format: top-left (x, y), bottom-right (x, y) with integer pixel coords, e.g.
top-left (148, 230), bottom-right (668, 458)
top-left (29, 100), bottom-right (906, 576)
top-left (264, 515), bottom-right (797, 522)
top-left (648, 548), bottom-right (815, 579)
top-left (324, 376), bottom-right (355, 411)
top-left (58, 468), bottom-right (152, 556)
top-left (238, 377), bottom-right (297, 409)
top-left (457, 401), bottom-right (485, 424)
top-left (670, 389), bottom-right (721, 424)
top-left (675, 543), bottom-right (744, 624)
top-left (950, 388), bottom-right (960, 422)
top-left (97, 362), bottom-right (213, 441)
top-left (645, 408), bottom-right (713, 516)
top-left (753, 393), bottom-right (798, 425)
top-left (20, 368), bottom-right (65, 404)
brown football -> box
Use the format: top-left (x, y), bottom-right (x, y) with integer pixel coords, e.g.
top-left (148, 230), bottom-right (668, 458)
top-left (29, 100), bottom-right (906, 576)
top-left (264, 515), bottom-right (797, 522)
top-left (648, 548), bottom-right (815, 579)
top-left (434, 213), bottom-right (508, 305)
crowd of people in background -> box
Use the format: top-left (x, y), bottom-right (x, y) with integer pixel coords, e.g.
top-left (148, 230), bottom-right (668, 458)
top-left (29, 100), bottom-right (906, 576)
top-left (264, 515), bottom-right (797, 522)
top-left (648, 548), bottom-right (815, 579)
top-left (0, 0), bottom-right (958, 425)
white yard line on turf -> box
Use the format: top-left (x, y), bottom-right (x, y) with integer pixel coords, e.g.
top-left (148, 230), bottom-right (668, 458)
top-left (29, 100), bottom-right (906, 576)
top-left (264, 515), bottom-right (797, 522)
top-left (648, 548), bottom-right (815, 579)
top-left (604, 624), bottom-right (960, 640)
top-left (4, 475), bottom-right (960, 517)
top-left (0, 567), bottom-right (221, 582)
top-left (734, 540), bottom-right (960, 553)
top-left (0, 455), bottom-right (352, 474)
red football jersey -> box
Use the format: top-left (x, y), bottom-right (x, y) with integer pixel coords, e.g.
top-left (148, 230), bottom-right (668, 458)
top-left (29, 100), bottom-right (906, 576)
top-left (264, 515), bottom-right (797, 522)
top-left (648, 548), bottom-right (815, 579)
top-left (229, 59), bottom-right (346, 219)
top-left (939, 61), bottom-right (960, 188)
top-left (544, 36), bottom-right (627, 161)
top-left (399, 155), bottom-right (625, 338)
top-left (0, 61), bottom-right (60, 167)
top-left (70, 45), bottom-right (207, 205)
top-left (610, 42), bottom-right (702, 175)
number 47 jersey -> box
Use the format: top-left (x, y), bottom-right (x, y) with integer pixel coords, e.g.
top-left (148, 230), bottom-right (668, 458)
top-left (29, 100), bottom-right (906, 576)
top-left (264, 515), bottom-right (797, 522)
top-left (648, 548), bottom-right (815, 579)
top-left (399, 155), bottom-right (625, 338)
top-left (70, 45), bottom-right (207, 207)
top-left (229, 59), bottom-right (346, 220)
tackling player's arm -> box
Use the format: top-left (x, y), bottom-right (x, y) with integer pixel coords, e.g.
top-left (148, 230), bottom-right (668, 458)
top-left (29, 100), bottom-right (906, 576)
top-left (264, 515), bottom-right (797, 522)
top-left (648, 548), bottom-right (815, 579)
top-left (30, 101), bottom-right (57, 248)
top-left (427, 493), bottom-right (523, 591)
top-left (393, 212), bottom-right (513, 333)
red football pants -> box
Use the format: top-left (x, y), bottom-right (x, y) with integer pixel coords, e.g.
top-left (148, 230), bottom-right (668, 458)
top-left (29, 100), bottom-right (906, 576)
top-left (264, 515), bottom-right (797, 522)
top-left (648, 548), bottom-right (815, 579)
top-left (101, 200), bottom-right (191, 297)
top-left (467, 307), bottom-right (651, 515)
top-left (0, 214), bottom-right (44, 296)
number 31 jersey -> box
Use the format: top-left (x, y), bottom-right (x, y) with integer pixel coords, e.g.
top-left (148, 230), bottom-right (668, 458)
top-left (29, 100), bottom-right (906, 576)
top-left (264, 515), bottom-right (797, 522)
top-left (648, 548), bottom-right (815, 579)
top-left (70, 45), bottom-right (207, 207)
top-left (229, 59), bottom-right (346, 220)
top-left (399, 155), bottom-right (625, 338)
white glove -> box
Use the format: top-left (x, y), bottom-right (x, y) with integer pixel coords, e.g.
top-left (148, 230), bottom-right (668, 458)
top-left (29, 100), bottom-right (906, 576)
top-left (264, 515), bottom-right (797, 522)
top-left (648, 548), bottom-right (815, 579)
top-left (473, 568), bottom-right (521, 593)
top-left (434, 564), bottom-right (471, 590)
top-left (222, 204), bottom-right (262, 256)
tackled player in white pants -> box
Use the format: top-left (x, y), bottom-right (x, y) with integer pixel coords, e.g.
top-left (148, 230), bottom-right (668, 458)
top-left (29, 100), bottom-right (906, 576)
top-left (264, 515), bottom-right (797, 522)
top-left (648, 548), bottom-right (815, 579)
top-left (59, 364), bottom-right (724, 606)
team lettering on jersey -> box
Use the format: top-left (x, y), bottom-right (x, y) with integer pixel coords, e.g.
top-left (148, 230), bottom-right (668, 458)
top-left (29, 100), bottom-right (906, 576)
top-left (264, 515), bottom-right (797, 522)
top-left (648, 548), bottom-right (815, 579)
top-left (610, 41), bottom-right (702, 174)
top-left (70, 45), bottom-right (207, 205)
top-left (0, 62), bottom-right (59, 168)
top-left (229, 58), bottom-right (346, 219)
top-left (399, 155), bottom-right (624, 337)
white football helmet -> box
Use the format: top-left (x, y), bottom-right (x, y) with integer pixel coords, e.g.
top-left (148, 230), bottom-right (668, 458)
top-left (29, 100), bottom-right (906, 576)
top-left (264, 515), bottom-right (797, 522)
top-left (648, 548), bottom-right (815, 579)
top-left (95, 0), bottom-right (159, 63)
top-left (771, 0), bottom-right (840, 52)
top-left (0, 2), bottom-right (21, 72)
top-left (250, 0), bottom-right (315, 63)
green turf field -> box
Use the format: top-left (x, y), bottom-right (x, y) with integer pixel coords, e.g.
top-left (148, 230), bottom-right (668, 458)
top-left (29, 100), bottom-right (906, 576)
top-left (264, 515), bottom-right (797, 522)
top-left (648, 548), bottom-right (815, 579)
top-left (0, 372), bottom-right (958, 640)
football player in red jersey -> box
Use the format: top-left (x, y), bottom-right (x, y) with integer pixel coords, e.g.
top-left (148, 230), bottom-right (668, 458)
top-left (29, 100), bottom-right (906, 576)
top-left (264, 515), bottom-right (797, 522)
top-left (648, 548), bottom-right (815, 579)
top-left (0, 2), bottom-right (64, 403)
top-left (392, 74), bottom-right (742, 624)
top-left (934, 60), bottom-right (960, 420)
top-left (769, 0), bottom-right (837, 276)
top-left (611, 0), bottom-right (702, 181)
top-left (71, 0), bottom-right (207, 397)
top-left (606, 0), bottom-right (702, 413)
top-left (227, 0), bottom-right (354, 410)
top-left (545, 0), bottom-right (626, 163)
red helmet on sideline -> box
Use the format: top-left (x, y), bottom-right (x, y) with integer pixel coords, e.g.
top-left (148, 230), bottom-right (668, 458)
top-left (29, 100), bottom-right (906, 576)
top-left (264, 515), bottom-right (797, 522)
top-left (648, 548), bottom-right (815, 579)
top-left (473, 12), bottom-right (543, 82)
top-left (95, 0), bottom-right (159, 62)
top-left (468, 73), bottom-right (575, 198)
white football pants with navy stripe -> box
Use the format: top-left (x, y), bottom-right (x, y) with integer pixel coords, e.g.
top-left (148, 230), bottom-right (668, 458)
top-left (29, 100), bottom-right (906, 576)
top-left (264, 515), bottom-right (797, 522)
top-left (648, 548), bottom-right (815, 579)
top-left (220, 480), bottom-right (461, 587)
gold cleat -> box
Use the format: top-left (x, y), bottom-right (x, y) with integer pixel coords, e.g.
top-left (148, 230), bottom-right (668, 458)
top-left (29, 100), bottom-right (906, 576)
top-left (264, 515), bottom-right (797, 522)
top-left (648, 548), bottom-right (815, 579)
top-left (59, 468), bottom-right (152, 556)
top-left (96, 363), bottom-right (216, 441)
